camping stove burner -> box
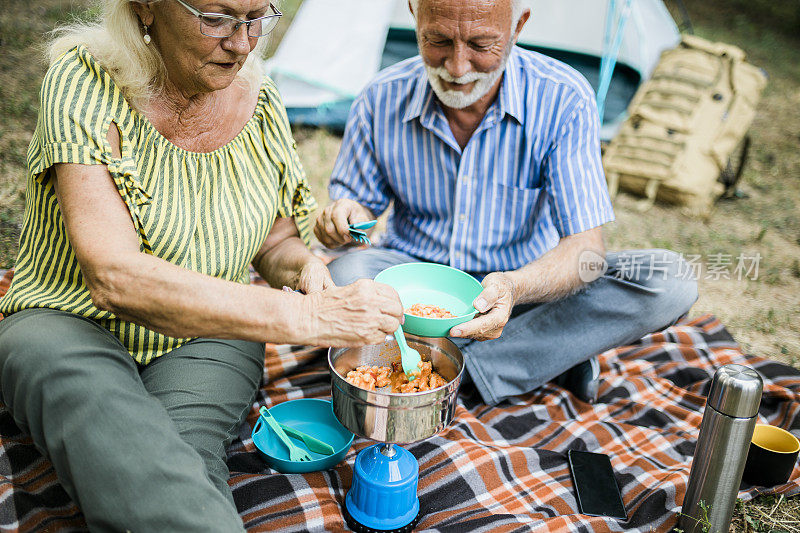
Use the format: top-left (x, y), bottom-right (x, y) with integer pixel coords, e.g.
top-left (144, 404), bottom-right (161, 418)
top-left (379, 443), bottom-right (397, 457)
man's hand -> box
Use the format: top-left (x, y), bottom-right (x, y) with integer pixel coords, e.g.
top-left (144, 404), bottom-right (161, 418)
top-left (314, 199), bottom-right (375, 249)
top-left (449, 272), bottom-right (517, 341)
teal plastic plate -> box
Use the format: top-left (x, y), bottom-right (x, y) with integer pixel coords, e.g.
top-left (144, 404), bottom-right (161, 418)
top-left (374, 262), bottom-right (484, 337)
top-left (252, 398), bottom-right (354, 474)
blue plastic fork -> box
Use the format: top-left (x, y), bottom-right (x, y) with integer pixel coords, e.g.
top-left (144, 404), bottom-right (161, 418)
top-left (351, 233), bottom-right (371, 246)
top-left (348, 225), bottom-right (372, 246)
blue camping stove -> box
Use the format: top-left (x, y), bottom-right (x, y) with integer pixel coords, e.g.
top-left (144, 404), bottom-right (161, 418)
top-left (328, 335), bottom-right (466, 532)
top-left (343, 443), bottom-right (421, 532)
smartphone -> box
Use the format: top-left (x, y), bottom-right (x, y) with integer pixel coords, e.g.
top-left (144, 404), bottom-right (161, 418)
top-left (567, 449), bottom-right (627, 520)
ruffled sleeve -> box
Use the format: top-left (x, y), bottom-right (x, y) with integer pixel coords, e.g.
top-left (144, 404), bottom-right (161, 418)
top-left (26, 46), bottom-right (152, 250)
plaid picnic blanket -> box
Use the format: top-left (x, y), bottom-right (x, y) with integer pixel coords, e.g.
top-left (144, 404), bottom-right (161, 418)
top-left (1, 267), bottom-right (799, 532)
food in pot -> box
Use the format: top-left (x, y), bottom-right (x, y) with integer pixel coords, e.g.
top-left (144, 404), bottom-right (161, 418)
top-left (344, 364), bottom-right (392, 390)
top-left (405, 303), bottom-right (456, 319)
top-left (346, 361), bottom-right (448, 393)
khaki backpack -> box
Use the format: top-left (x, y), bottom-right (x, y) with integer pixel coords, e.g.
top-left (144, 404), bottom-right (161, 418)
top-left (603, 35), bottom-right (767, 215)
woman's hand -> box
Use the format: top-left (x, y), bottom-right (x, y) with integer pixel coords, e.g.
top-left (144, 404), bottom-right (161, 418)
top-left (314, 199), bottom-right (374, 249)
top-left (295, 259), bottom-right (335, 294)
top-left (300, 279), bottom-right (404, 347)
top-left (449, 272), bottom-right (517, 341)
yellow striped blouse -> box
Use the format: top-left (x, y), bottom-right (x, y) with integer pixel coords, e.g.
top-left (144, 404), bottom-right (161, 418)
top-left (0, 46), bottom-right (317, 364)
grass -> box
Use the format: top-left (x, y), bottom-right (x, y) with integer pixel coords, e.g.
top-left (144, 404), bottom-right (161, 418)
top-left (604, 3), bottom-right (800, 368)
top-left (0, 0), bottom-right (798, 529)
top-left (732, 494), bottom-right (800, 532)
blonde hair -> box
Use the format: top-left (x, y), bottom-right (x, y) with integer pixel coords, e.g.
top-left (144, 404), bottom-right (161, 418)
top-left (47, 0), bottom-right (269, 110)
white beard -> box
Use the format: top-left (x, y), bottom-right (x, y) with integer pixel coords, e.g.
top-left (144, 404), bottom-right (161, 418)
top-left (424, 47), bottom-right (512, 109)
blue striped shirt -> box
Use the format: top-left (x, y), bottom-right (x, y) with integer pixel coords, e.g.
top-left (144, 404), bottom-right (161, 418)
top-left (329, 46), bottom-right (614, 274)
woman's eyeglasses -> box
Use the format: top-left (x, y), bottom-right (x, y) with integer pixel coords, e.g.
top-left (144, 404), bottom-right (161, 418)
top-left (174, 0), bottom-right (282, 38)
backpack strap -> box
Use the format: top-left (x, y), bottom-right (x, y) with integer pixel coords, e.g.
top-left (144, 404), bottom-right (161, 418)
top-left (718, 135), bottom-right (752, 197)
top-left (635, 178), bottom-right (661, 212)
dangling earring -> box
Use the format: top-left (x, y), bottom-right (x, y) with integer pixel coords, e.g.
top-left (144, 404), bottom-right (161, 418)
top-left (143, 24), bottom-right (152, 45)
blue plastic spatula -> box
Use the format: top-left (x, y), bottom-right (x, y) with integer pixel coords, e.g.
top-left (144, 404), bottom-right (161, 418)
top-left (393, 325), bottom-right (422, 381)
top-left (350, 220), bottom-right (377, 231)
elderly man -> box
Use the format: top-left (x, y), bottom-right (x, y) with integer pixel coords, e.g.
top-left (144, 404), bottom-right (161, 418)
top-left (315, 0), bottom-right (698, 405)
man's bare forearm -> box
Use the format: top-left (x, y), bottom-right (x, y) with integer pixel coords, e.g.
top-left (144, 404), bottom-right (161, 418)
top-left (504, 227), bottom-right (606, 305)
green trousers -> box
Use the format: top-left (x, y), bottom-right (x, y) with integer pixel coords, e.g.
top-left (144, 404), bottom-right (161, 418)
top-left (0, 308), bottom-right (266, 532)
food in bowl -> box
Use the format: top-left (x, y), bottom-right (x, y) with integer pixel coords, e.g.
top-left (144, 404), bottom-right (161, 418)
top-left (345, 361), bottom-right (448, 393)
top-left (405, 303), bottom-right (456, 319)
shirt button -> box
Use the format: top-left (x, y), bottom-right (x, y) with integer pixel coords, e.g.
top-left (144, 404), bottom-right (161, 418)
top-left (454, 251), bottom-right (462, 258)
top-left (459, 214), bottom-right (466, 222)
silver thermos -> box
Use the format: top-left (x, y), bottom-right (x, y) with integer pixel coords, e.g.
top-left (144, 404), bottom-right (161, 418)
top-left (678, 364), bottom-right (763, 533)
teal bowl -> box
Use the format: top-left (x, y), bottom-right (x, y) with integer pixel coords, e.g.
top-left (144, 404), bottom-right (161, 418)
top-left (252, 398), bottom-right (354, 474)
top-left (374, 262), bottom-right (484, 337)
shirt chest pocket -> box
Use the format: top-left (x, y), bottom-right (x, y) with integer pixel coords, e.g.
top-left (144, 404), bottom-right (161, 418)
top-left (485, 182), bottom-right (544, 246)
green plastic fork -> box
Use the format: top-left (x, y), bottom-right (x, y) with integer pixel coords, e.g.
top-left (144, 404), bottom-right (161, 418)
top-left (258, 406), bottom-right (311, 462)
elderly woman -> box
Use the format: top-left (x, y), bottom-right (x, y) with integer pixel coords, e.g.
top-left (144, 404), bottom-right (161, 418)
top-left (0, 0), bottom-right (403, 530)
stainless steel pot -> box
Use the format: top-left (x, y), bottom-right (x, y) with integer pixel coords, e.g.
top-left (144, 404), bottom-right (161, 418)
top-left (328, 334), bottom-right (464, 444)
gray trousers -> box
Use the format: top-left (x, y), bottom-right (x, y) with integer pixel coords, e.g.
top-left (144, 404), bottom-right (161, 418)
top-left (327, 248), bottom-right (698, 405)
top-left (0, 308), bottom-right (265, 532)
